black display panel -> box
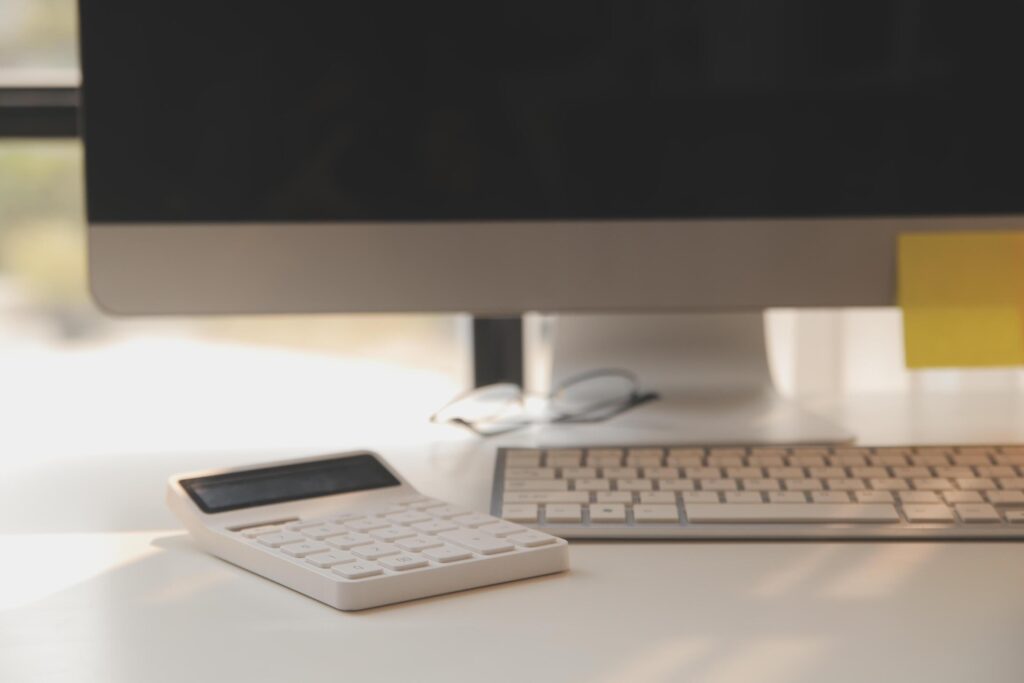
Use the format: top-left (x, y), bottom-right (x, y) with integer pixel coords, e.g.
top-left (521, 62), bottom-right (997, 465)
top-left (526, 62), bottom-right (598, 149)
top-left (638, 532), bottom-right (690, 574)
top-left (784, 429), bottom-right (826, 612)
top-left (80, 2), bottom-right (1024, 223)
top-left (180, 454), bottom-right (401, 514)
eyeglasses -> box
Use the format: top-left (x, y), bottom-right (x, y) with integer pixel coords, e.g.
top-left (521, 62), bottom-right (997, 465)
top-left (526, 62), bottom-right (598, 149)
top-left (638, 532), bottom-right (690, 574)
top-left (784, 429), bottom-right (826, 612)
top-left (430, 368), bottom-right (659, 437)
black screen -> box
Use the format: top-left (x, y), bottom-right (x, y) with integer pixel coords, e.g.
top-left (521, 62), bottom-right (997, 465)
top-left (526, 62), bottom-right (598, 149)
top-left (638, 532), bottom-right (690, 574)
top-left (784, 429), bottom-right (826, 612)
top-left (180, 454), bottom-right (401, 514)
top-left (81, 1), bottom-right (1024, 222)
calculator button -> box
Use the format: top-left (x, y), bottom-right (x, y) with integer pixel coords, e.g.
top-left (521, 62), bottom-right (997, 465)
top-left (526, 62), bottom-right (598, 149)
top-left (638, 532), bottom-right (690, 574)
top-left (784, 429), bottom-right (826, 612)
top-left (370, 526), bottom-right (418, 542)
top-left (280, 540), bottom-right (331, 557)
top-left (385, 511), bottom-right (434, 525)
top-left (451, 513), bottom-right (498, 528)
top-left (426, 505), bottom-right (471, 518)
top-left (475, 521), bottom-right (525, 537)
top-left (439, 529), bottom-right (514, 555)
top-left (256, 531), bottom-right (305, 547)
top-left (324, 532), bottom-right (375, 550)
top-left (240, 524), bottom-right (285, 538)
top-left (332, 562), bottom-right (383, 579)
top-left (379, 554), bottom-right (429, 571)
top-left (422, 544), bottom-right (473, 563)
top-left (346, 518), bottom-right (390, 532)
top-left (352, 543), bottom-right (401, 560)
top-left (506, 531), bottom-right (557, 547)
top-left (501, 504), bottom-right (538, 522)
top-left (411, 520), bottom-right (460, 534)
top-left (297, 523), bottom-right (351, 540)
top-left (396, 535), bottom-right (444, 552)
top-left (305, 551), bottom-right (357, 568)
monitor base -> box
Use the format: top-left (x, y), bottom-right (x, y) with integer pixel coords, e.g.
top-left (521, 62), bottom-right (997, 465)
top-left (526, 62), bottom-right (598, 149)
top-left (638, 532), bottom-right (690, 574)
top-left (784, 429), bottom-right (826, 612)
top-left (517, 312), bottom-right (852, 447)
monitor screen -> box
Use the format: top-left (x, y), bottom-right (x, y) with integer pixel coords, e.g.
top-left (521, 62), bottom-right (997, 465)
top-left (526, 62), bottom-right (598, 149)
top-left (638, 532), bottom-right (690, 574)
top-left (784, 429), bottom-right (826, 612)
top-left (81, 1), bottom-right (1024, 223)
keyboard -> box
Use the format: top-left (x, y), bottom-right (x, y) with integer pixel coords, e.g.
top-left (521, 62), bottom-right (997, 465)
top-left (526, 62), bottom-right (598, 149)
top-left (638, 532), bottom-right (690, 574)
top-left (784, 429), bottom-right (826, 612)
top-left (490, 445), bottom-right (1024, 539)
top-left (169, 452), bottom-right (568, 610)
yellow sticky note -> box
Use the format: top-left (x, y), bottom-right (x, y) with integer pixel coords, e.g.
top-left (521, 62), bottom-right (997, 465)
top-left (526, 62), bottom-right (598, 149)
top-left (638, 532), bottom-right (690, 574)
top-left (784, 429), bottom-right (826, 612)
top-left (899, 231), bottom-right (1024, 368)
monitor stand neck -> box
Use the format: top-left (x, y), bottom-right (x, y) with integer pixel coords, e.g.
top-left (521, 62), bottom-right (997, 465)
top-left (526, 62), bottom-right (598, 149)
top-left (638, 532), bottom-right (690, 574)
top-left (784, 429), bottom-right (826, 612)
top-left (520, 312), bottom-right (852, 446)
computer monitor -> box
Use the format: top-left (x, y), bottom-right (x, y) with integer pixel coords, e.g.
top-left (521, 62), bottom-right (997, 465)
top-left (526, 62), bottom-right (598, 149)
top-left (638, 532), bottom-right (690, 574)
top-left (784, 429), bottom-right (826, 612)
top-left (80, 2), bottom-right (1024, 442)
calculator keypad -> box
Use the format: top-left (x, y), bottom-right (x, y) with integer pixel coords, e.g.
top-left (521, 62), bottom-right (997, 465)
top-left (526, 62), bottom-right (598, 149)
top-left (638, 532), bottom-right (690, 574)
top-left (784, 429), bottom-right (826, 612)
top-left (239, 497), bottom-right (561, 580)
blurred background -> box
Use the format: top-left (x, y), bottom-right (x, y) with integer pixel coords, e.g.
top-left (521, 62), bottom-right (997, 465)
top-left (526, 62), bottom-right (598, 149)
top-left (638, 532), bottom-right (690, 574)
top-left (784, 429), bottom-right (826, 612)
top-left (1, 0), bottom-right (1021, 464)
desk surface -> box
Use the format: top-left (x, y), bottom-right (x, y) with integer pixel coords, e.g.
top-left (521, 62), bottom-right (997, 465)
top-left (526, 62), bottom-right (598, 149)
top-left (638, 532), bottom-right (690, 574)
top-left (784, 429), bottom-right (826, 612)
top-left (4, 392), bottom-right (1024, 683)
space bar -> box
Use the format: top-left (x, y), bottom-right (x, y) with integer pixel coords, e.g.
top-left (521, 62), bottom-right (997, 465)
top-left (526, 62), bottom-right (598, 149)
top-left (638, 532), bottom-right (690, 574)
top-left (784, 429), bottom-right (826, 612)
top-left (685, 503), bottom-right (900, 523)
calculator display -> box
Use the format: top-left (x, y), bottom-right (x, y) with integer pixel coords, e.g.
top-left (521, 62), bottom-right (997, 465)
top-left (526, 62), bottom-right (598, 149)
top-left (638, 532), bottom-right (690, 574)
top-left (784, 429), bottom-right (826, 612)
top-left (180, 454), bottom-right (401, 513)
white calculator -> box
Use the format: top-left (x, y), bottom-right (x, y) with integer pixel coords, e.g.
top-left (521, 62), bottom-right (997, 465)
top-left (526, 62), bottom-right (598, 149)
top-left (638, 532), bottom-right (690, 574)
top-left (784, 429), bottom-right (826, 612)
top-left (167, 451), bottom-right (569, 611)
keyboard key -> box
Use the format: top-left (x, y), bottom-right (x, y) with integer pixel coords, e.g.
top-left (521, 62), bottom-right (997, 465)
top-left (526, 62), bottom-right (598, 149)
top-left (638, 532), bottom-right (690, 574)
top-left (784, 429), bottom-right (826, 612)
top-left (476, 521), bottom-right (525, 537)
top-left (727, 467), bottom-right (763, 479)
top-left (701, 479), bottom-right (738, 491)
top-left (788, 455), bottom-right (826, 467)
top-left (997, 478), bottom-right (1024, 490)
top-left (369, 526), bottom-right (417, 542)
top-left (768, 467), bottom-right (805, 479)
top-left (855, 490), bottom-right (895, 504)
top-left (942, 491), bottom-right (984, 504)
top-left (912, 478), bottom-right (954, 491)
top-left (379, 554), bottom-right (429, 571)
top-left (685, 467), bottom-right (722, 479)
top-left (305, 550), bottom-right (357, 568)
top-left (976, 466), bottom-right (1016, 478)
top-left (768, 492), bottom-right (807, 503)
top-left (903, 505), bottom-right (955, 523)
top-left (955, 478), bottom-right (995, 491)
top-left (324, 532), bottom-right (375, 550)
top-left (546, 449), bottom-right (583, 467)
top-left (506, 449), bottom-right (543, 467)
top-left (626, 449), bottom-right (664, 466)
top-left (831, 454), bottom-right (867, 467)
top-left (256, 531), bottom-right (305, 547)
top-left (280, 540), bottom-right (331, 557)
top-left (657, 479), bottom-right (695, 491)
top-left (562, 467), bottom-right (598, 479)
top-left (505, 467), bottom-right (557, 480)
top-left (683, 491), bottom-right (720, 504)
top-left (411, 520), bottom-right (460, 534)
top-left (811, 491), bottom-right (851, 503)
top-left (451, 513), bottom-right (497, 528)
top-left (332, 562), bottom-right (383, 579)
top-left (985, 490), bottom-right (1024, 505)
top-left (897, 491), bottom-right (942, 504)
top-left (439, 529), bottom-right (514, 555)
top-left (501, 504), bottom-right (538, 522)
top-left (785, 479), bottom-right (823, 491)
top-left (666, 449), bottom-right (704, 466)
top-left (545, 504), bottom-right (582, 523)
top-left (685, 503), bottom-right (899, 523)
top-left (422, 544), bottom-right (473, 563)
top-left (725, 492), bottom-right (763, 504)
top-left (743, 479), bottom-right (780, 491)
top-left (633, 504), bottom-right (680, 522)
top-left (748, 455), bottom-right (785, 467)
top-left (934, 467), bottom-right (974, 478)
top-left (396, 535), bottom-right (444, 552)
top-left (504, 492), bottom-right (590, 504)
top-left (595, 491), bottom-right (633, 504)
top-left (506, 530), bottom-right (557, 547)
top-left (616, 479), bottom-right (653, 492)
top-left (827, 478), bottom-right (865, 491)
top-left (644, 467), bottom-right (680, 479)
top-left (573, 479), bottom-right (611, 491)
top-left (870, 478), bottom-right (910, 491)
top-left (505, 480), bottom-right (569, 491)
top-left (639, 492), bottom-right (676, 504)
top-left (588, 504), bottom-right (627, 523)
top-left (603, 467), bottom-right (639, 479)
top-left (850, 467), bottom-right (888, 479)
top-left (955, 503), bottom-right (1000, 523)
top-left (893, 467), bottom-right (930, 478)
top-left (809, 467), bottom-right (846, 479)
top-left (953, 454), bottom-right (992, 466)
top-left (586, 449), bottom-right (623, 466)
top-left (1006, 511), bottom-right (1024, 523)
top-left (352, 543), bottom-right (401, 560)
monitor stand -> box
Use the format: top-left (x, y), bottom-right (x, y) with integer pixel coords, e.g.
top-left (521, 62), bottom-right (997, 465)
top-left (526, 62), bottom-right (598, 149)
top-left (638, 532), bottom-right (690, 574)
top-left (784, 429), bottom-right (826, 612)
top-left (517, 312), bottom-right (852, 447)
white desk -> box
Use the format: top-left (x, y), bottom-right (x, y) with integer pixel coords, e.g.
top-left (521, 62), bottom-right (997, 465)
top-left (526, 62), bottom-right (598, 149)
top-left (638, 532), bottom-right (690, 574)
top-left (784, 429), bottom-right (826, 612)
top-left (4, 392), bottom-right (1024, 683)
